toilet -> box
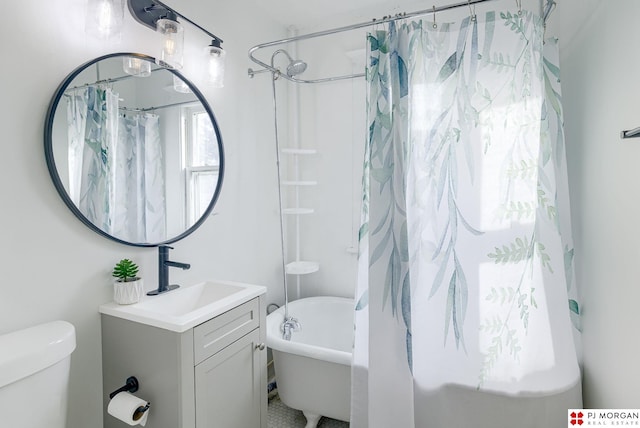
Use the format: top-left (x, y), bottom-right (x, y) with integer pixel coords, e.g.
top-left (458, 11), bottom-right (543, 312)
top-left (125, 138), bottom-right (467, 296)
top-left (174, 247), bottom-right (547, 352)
top-left (0, 320), bottom-right (76, 428)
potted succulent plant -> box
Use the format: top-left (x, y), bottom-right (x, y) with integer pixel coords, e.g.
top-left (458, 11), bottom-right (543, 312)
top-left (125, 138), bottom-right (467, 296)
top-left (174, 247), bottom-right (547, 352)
top-left (112, 259), bottom-right (144, 304)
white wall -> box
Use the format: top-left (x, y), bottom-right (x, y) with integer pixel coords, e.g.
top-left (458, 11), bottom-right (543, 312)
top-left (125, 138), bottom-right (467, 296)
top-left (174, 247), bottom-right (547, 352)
top-left (0, 1), bottom-right (286, 427)
top-left (547, 0), bottom-right (640, 408)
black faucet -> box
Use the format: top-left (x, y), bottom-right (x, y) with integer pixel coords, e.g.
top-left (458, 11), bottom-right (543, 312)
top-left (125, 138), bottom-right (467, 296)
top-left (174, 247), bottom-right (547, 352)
top-left (147, 245), bottom-right (191, 296)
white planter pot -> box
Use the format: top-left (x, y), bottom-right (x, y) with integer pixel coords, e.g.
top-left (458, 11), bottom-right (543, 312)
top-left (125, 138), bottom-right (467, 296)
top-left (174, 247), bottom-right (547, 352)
top-left (113, 278), bottom-right (144, 305)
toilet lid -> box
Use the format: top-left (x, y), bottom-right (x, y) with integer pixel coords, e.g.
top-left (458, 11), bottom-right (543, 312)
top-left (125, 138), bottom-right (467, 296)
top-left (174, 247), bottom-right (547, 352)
top-left (0, 320), bottom-right (76, 388)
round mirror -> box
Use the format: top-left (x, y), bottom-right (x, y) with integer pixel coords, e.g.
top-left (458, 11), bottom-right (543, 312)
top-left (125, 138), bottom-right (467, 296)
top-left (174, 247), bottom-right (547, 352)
top-left (44, 53), bottom-right (224, 247)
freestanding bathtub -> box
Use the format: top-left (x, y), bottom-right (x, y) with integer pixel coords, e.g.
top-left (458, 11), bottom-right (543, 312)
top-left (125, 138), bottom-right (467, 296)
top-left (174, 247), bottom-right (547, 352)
top-left (266, 296), bottom-right (353, 428)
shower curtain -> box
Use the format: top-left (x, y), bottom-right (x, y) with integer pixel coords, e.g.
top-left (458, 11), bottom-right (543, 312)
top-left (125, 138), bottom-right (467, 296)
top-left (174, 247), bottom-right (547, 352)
top-left (352, 9), bottom-right (581, 428)
top-left (112, 113), bottom-right (166, 243)
top-left (67, 86), bottom-right (119, 232)
top-left (66, 87), bottom-right (166, 243)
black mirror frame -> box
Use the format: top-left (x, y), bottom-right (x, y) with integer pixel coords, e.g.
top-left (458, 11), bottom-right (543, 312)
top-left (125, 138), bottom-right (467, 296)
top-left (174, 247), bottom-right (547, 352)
top-left (44, 52), bottom-right (225, 247)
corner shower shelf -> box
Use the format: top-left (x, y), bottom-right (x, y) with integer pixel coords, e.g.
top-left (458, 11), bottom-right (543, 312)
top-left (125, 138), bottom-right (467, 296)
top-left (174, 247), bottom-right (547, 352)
top-left (285, 261), bottom-right (320, 275)
top-left (279, 146), bottom-right (319, 287)
top-left (282, 208), bottom-right (314, 215)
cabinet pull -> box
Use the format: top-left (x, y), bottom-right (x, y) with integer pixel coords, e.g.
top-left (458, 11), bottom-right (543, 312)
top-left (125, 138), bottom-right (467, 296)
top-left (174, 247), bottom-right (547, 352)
top-left (255, 343), bottom-right (266, 351)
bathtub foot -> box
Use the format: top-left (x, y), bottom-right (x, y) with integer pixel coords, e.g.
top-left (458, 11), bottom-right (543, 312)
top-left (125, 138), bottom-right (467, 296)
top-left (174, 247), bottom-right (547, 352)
top-left (302, 411), bottom-right (322, 428)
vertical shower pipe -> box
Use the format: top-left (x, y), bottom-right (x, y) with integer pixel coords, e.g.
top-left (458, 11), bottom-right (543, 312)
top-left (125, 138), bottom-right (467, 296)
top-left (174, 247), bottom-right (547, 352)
top-left (287, 26), bottom-right (303, 300)
top-left (270, 60), bottom-right (291, 324)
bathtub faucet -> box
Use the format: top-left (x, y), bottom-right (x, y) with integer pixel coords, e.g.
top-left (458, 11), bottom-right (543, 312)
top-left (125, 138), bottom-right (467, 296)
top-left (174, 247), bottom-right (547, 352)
top-left (281, 316), bottom-right (301, 341)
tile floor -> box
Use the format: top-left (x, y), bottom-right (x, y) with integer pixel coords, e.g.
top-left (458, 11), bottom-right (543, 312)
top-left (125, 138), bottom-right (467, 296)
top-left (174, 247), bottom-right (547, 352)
top-left (267, 395), bottom-right (350, 428)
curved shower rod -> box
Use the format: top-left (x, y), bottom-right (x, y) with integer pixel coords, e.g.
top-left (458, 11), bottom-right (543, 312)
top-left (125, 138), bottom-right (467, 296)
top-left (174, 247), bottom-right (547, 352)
top-left (248, 0), bottom-right (557, 84)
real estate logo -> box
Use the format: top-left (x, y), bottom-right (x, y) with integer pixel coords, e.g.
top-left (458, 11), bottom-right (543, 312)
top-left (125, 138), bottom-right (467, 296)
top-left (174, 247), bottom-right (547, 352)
top-left (568, 409), bottom-right (640, 427)
top-left (570, 411), bottom-right (584, 425)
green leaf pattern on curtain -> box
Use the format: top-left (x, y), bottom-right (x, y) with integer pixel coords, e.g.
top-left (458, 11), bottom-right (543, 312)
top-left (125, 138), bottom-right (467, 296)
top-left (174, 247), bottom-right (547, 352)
top-left (66, 86), bottom-right (166, 243)
top-left (361, 23), bottom-right (414, 367)
top-left (66, 91), bottom-right (88, 206)
top-left (78, 86), bottom-right (118, 232)
top-left (358, 10), bottom-right (580, 389)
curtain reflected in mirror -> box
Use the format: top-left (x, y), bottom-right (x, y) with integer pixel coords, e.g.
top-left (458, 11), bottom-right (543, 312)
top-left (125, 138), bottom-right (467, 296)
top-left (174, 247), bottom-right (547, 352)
top-left (45, 53), bottom-right (224, 247)
top-left (65, 86), bottom-right (166, 243)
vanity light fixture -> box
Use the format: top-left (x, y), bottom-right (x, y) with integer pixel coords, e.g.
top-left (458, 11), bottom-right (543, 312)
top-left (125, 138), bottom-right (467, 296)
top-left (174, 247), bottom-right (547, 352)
top-left (155, 12), bottom-right (184, 69)
top-left (123, 56), bottom-right (152, 77)
top-left (172, 74), bottom-right (192, 93)
top-left (127, 0), bottom-right (226, 84)
top-left (204, 37), bottom-right (226, 88)
top-left (85, 0), bottom-right (125, 40)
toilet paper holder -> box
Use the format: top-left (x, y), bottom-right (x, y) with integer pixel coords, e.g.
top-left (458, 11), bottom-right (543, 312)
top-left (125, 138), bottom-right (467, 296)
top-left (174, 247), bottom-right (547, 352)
top-left (109, 376), bottom-right (150, 418)
top-left (109, 376), bottom-right (141, 399)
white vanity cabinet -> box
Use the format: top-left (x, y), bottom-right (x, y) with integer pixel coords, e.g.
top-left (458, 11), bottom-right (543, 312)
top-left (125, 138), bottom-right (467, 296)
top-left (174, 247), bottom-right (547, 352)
top-left (101, 294), bottom-right (267, 428)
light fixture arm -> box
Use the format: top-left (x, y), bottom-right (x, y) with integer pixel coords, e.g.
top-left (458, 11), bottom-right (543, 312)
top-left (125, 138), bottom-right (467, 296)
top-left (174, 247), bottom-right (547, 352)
top-left (127, 0), bottom-right (223, 43)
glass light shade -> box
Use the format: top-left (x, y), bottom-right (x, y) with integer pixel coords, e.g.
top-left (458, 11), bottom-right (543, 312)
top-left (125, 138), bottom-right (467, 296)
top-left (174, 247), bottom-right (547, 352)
top-left (123, 57), bottom-right (151, 77)
top-left (156, 18), bottom-right (184, 70)
top-left (85, 0), bottom-right (124, 40)
top-left (204, 45), bottom-right (226, 88)
top-left (173, 75), bottom-right (192, 93)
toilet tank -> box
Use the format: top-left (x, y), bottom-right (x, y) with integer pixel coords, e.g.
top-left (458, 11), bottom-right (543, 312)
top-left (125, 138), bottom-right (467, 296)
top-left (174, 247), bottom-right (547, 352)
top-left (0, 321), bottom-right (76, 428)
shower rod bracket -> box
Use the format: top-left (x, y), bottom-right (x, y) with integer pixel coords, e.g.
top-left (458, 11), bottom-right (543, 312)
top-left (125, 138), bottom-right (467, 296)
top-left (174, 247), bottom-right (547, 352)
top-left (621, 127), bottom-right (640, 139)
top-left (248, 67), bottom-right (278, 79)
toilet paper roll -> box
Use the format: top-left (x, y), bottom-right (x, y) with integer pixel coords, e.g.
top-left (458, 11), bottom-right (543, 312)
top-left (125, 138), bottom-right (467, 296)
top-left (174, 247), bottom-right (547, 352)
top-left (107, 392), bottom-right (150, 426)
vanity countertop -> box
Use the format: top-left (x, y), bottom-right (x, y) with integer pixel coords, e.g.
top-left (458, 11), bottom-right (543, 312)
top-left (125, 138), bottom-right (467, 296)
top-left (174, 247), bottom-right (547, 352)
top-left (99, 280), bottom-right (266, 332)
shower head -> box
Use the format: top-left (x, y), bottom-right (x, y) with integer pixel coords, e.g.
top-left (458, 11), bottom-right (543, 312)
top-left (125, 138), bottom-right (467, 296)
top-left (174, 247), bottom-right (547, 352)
top-left (271, 49), bottom-right (307, 78)
top-left (286, 59), bottom-right (307, 77)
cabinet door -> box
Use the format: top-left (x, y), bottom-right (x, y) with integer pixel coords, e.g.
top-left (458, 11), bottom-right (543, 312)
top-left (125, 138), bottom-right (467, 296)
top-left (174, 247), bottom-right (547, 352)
top-left (195, 329), bottom-right (263, 428)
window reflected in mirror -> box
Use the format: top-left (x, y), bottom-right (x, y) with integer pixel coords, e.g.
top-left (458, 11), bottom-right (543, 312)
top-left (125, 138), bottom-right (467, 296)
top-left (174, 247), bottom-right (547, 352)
top-left (183, 105), bottom-right (220, 225)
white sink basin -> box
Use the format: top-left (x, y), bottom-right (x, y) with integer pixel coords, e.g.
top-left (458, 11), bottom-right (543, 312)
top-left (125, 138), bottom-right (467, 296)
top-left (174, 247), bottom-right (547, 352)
top-left (99, 280), bottom-right (266, 332)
